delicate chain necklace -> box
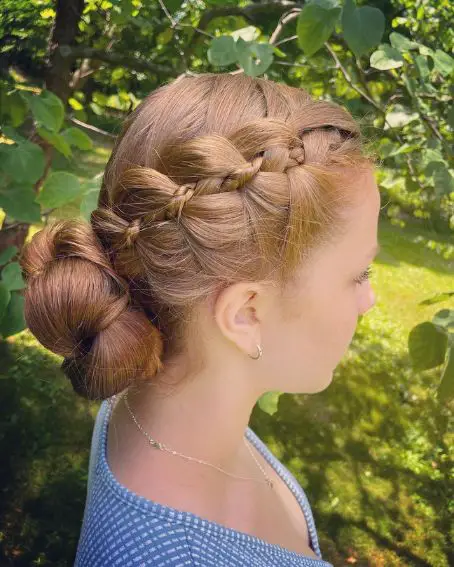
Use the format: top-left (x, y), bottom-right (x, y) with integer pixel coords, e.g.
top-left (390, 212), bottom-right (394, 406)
top-left (121, 389), bottom-right (274, 489)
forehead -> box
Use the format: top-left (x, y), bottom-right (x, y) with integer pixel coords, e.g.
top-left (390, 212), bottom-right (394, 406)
top-left (303, 169), bottom-right (381, 272)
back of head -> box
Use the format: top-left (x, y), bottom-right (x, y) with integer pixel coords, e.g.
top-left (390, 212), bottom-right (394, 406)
top-left (19, 73), bottom-right (370, 400)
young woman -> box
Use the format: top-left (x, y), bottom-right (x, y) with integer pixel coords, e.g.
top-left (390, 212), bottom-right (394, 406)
top-left (20, 73), bottom-right (381, 566)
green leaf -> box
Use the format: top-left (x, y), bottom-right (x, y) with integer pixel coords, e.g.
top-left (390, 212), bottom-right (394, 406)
top-left (273, 46), bottom-right (286, 58)
top-left (257, 391), bottom-right (281, 416)
top-left (408, 322), bottom-right (448, 370)
top-left (231, 26), bottom-right (260, 42)
top-left (415, 55), bottom-right (430, 80)
top-left (0, 246), bottom-right (18, 266)
top-left (80, 176), bottom-right (102, 220)
top-left (433, 166), bottom-right (454, 197)
top-left (342, 0), bottom-right (385, 58)
top-left (207, 36), bottom-right (238, 67)
top-left (419, 292), bottom-right (454, 306)
top-left (389, 32), bottom-right (419, 52)
top-left (0, 282), bottom-right (11, 322)
top-left (385, 105), bottom-right (418, 128)
top-left (438, 347), bottom-right (454, 403)
top-left (296, 2), bottom-right (341, 57)
top-left (405, 175), bottom-right (420, 193)
top-left (1, 262), bottom-right (25, 291)
top-left (0, 184), bottom-right (41, 223)
top-left (370, 45), bottom-right (404, 70)
top-left (447, 107), bottom-right (454, 129)
top-left (36, 171), bottom-right (81, 209)
top-left (422, 148), bottom-right (445, 169)
top-left (380, 141), bottom-right (418, 159)
top-left (432, 49), bottom-right (454, 77)
top-left (68, 97), bottom-right (84, 111)
top-left (236, 39), bottom-right (274, 77)
top-left (418, 44), bottom-right (434, 57)
top-left (165, 0), bottom-right (183, 9)
top-left (20, 90), bottom-right (65, 132)
top-left (61, 127), bottom-right (93, 151)
top-left (432, 309), bottom-right (454, 330)
top-left (0, 290), bottom-right (26, 338)
top-left (156, 28), bottom-right (173, 46)
top-left (1, 126), bottom-right (28, 144)
top-left (0, 140), bottom-right (46, 183)
top-left (37, 127), bottom-right (72, 158)
top-left (6, 91), bottom-right (28, 127)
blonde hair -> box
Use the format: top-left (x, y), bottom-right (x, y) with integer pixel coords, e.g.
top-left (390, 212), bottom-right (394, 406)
top-left (19, 73), bottom-right (370, 400)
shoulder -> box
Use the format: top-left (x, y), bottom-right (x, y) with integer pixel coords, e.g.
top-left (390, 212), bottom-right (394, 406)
top-left (76, 485), bottom-right (197, 566)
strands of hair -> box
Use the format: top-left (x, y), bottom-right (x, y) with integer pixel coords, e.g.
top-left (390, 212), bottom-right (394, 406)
top-left (19, 73), bottom-right (371, 400)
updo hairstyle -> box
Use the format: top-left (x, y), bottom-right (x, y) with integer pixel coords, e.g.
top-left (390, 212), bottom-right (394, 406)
top-left (19, 73), bottom-right (370, 400)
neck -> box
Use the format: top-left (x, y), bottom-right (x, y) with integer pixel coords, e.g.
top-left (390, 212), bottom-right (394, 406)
top-left (123, 351), bottom-right (264, 471)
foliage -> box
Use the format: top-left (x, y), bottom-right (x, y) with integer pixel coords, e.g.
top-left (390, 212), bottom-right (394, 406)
top-left (0, 216), bottom-right (452, 565)
top-left (408, 296), bottom-right (454, 402)
top-left (2, 0), bottom-right (452, 396)
top-left (0, 4), bottom-right (453, 562)
top-left (0, 83), bottom-right (99, 337)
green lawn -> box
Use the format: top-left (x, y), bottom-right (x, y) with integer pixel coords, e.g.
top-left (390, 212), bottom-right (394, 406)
top-left (0, 145), bottom-right (452, 566)
top-left (251, 219), bottom-right (453, 566)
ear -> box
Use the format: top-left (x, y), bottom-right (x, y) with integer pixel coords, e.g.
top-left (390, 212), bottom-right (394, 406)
top-left (213, 282), bottom-right (265, 356)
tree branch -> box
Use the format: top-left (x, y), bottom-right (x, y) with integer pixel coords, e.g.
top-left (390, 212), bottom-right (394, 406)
top-left (269, 9), bottom-right (301, 45)
top-left (324, 42), bottom-right (382, 112)
top-left (324, 43), bottom-right (419, 180)
top-left (68, 117), bottom-right (116, 138)
top-left (59, 46), bottom-right (177, 75)
top-left (185, 1), bottom-right (302, 53)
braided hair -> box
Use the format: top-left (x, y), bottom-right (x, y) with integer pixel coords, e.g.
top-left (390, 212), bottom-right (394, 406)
top-left (19, 73), bottom-right (371, 400)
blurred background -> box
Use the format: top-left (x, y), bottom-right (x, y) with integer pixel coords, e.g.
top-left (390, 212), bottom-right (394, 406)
top-left (0, 0), bottom-right (453, 565)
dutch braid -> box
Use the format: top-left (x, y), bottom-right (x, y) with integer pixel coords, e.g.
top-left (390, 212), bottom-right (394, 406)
top-left (20, 73), bottom-right (370, 400)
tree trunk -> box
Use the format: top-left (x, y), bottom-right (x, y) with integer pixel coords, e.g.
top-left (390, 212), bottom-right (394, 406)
top-left (46, 0), bottom-right (85, 105)
top-left (0, 0), bottom-right (85, 257)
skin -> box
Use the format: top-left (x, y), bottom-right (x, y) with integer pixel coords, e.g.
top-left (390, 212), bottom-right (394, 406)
top-left (107, 166), bottom-right (381, 556)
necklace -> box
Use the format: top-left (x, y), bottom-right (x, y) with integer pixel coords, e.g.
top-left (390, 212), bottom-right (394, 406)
top-left (121, 389), bottom-right (274, 489)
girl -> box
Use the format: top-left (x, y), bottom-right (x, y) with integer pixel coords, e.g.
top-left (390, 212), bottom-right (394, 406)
top-left (20, 73), bottom-right (380, 566)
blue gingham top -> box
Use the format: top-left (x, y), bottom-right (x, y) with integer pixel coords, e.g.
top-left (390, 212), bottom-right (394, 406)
top-left (75, 396), bottom-right (333, 566)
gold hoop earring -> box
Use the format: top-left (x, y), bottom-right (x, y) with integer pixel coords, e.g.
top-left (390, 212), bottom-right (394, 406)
top-left (248, 344), bottom-right (263, 360)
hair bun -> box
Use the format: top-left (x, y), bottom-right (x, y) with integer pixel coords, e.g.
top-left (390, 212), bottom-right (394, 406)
top-left (20, 219), bottom-right (163, 400)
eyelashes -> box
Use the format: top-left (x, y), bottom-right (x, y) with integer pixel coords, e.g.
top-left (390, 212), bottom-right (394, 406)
top-left (355, 266), bottom-right (373, 284)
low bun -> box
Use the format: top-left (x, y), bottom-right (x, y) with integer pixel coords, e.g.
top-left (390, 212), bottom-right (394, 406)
top-left (19, 219), bottom-right (163, 400)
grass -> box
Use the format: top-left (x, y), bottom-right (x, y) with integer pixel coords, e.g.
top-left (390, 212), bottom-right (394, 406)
top-left (250, 219), bottom-right (454, 567)
top-left (0, 145), bottom-right (453, 566)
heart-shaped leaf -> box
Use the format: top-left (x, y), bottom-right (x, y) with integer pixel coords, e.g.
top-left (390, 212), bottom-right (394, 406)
top-left (36, 171), bottom-right (82, 209)
top-left (408, 322), bottom-right (448, 370)
top-left (370, 45), bottom-right (404, 70)
top-left (208, 36), bottom-right (238, 67)
top-left (236, 39), bottom-right (274, 77)
top-left (342, 0), bottom-right (385, 58)
top-left (20, 90), bottom-right (65, 132)
top-left (0, 184), bottom-right (41, 223)
top-left (0, 140), bottom-right (46, 184)
top-left (0, 290), bottom-right (26, 338)
top-left (1, 262), bottom-right (25, 291)
top-left (438, 347), bottom-right (454, 403)
top-left (297, 2), bottom-right (341, 57)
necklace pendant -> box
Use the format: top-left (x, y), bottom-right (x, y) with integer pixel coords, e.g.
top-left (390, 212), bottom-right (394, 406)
top-left (267, 478), bottom-right (274, 489)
